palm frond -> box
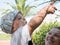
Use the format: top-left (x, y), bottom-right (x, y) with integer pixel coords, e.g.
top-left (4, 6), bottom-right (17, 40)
top-left (1, 9), bottom-right (11, 15)
top-left (23, 5), bottom-right (31, 16)
top-left (5, 2), bottom-right (17, 10)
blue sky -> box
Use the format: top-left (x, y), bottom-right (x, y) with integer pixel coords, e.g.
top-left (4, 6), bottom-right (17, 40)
top-left (0, 0), bottom-right (60, 14)
top-left (0, 0), bottom-right (60, 24)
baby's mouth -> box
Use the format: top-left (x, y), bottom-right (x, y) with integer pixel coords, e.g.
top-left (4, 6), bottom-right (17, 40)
top-left (47, 39), bottom-right (55, 44)
top-left (46, 37), bottom-right (55, 44)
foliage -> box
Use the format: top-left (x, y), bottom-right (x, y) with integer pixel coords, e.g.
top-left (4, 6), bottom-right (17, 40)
top-left (32, 21), bottom-right (60, 45)
top-left (0, 34), bottom-right (11, 40)
top-left (2, 0), bottom-right (36, 17)
top-left (15, 0), bottom-right (38, 17)
top-left (1, 0), bottom-right (60, 17)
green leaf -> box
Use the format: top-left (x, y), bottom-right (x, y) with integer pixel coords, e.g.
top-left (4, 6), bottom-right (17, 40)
top-left (5, 2), bottom-right (17, 10)
top-left (1, 9), bottom-right (11, 15)
top-left (24, 5), bottom-right (31, 16)
top-left (15, 0), bottom-right (26, 8)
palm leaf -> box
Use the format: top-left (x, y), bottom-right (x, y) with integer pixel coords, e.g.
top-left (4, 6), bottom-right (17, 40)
top-left (15, 0), bottom-right (32, 16)
top-left (5, 2), bottom-right (17, 10)
top-left (23, 5), bottom-right (37, 17)
top-left (15, 0), bottom-right (26, 10)
top-left (23, 5), bottom-right (31, 16)
top-left (1, 9), bottom-right (11, 15)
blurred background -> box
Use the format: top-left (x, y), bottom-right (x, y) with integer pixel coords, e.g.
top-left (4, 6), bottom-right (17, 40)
top-left (0, 0), bottom-right (60, 45)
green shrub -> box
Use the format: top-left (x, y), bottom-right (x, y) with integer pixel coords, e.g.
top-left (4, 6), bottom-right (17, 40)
top-left (0, 34), bottom-right (11, 40)
top-left (32, 21), bottom-right (60, 45)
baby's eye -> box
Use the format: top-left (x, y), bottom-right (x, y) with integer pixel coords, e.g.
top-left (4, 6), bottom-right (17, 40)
top-left (54, 34), bottom-right (60, 38)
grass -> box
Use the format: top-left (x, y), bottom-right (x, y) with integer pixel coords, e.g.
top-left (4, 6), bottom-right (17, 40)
top-left (0, 34), bottom-right (11, 40)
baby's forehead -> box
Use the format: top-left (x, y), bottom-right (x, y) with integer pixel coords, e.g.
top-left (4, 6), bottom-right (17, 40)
top-left (49, 28), bottom-right (60, 33)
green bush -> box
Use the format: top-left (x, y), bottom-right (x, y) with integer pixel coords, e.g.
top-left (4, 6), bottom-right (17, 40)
top-left (32, 21), bottom-right (60, 45)
top-left (0, 34), bottom-right (11, 40)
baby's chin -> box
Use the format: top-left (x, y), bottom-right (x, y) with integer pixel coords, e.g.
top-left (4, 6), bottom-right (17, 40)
top-left (45, 41), bottom-right (54, 45)
top-left (45, 43), bottom-right (53, 45)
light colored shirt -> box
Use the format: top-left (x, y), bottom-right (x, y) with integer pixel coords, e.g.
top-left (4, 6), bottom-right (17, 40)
top-left (11, 24), bottom-right (31, 45)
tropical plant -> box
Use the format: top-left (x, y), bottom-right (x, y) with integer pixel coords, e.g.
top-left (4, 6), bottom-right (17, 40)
top-left (1, 0), bottom-right (60, 17)
top-left (1, 0), bottom-right (36, 17)
top-left (15, 0), bottom-right (36, 17)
